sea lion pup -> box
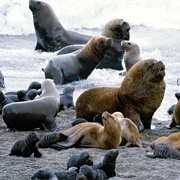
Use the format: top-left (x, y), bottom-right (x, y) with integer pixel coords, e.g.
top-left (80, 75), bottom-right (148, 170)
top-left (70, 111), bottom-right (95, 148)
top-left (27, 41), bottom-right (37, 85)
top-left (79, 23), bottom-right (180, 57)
top-left (42, 36), bottom-right (112, 85)
top-left (2, 79), bottom-right (59, 132)
top-left (50, 111), bottom-right (121, 150)
top-left (113, 112), bottom-right (142, 147)
top-left (59, 87), bottom-right (75, 111)
top-left (31, 169), bottom-right (58, 180)
top-left (166, 95), bottom-right (180, 128)
top-left (121, 40), bottom-right (142, 72)
top-left (149, 132), bottom-right (180, 151)
top-left (67, 151), bottom-right (93, 170)
top-left (9, 132), bottom-right (42, 158)
top-left (79, 165), bottom-right (107, 180)
top-left (29, 0), bottom-right (92, 52)
top-left (92, 149), bottom-right (119, 178)
top-left (76, 59), bottom-right (166, 131)
top-left (17, 89), bottom-right (39, 101)
top-left (146, 143), bottom-right (180, 160)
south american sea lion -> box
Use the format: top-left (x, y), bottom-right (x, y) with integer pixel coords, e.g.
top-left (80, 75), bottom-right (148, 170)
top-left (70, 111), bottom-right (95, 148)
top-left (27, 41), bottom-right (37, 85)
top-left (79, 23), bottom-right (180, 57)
top-left (75, 59), bottom-right (166, 131)
top-left (42, 36), bottom-right (112, 85)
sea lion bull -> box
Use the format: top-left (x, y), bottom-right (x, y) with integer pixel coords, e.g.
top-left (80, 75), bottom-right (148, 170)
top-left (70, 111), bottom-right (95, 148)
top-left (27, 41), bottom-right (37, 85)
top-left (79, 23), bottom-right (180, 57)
top-left (75, 59), bottom-right (166, 131)
top-left (2, 79), bottom-right (59, 132)
top-left (42, 36), bottom-right (112, 85)
top-left (29, 0), bottom-right (92, 52)
top-left (49, 111), bottom-right (121, 150)
top-left (9, 132), bottom-right (42, 158)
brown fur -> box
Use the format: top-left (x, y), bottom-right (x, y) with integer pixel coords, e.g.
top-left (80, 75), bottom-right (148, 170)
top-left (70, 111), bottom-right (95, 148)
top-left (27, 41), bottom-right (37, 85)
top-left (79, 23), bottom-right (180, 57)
top-left (167, 100), bottom-right (180, 128)
top-left (150, 132), bottom-right (180, 150)
top-left (121, 40), bottom-right (142, 71)
top-left (51, 111), bottom-right (122, 150)
top-left (76, 59), bottom-right (166, 131)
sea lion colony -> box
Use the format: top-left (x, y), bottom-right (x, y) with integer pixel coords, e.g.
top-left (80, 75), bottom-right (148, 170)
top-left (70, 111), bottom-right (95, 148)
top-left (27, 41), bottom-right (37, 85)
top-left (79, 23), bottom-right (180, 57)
top-left (0, 0), bottom-right (180, 179)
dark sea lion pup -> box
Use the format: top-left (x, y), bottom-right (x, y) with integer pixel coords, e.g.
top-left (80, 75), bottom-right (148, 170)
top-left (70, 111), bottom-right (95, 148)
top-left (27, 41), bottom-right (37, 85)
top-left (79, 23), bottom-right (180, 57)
top-left (42, 36), bottom-right (112, 85)
top-left (146, 143), bottom-right (180, 160)
top-left (2, 79), bottom-right (59, 132)
top-left (9, 132), bottom-right (42, 158)
top-left (76, 59), bottom-right (166, 131)
top-left (29, 0), bottom-right (92, 52)
top-left (67, 151), bottom-right (93, 170)
top-left (59, 87), bottom-right (75, 111)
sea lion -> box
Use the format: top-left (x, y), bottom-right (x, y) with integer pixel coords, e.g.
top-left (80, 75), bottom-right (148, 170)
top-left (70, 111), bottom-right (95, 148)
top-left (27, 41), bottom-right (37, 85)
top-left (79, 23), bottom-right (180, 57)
top-left (75, 59), bottom-right (166, 131)
top-left (121, 40), bottom-right (142, 72)
top-left (17, 89), bottom-right (39, 101)
top-left (31, 169), bottom-right (58, 180)
top-left (92, 149), bottom-right (119, 178)
top-left (2, 79), bottom-right (59, 132)
top-left (57, 18), bottom-right (130, 70)
top-left (146, 143), bottom-right (180, 160)
top-left (0, 90), bottom-right (12, 114)
top-left (67, 151), bottom-right (93, 170)
top-left (29, 0), bottom-right (92, 52)
top-left (42, 36), bottom-right (112, 85)
top-left (9, 132), bottom-right (42, 158)
top-left (50, 111), bottom-right (122, 150)
top-left (79, 165), bottom-right (107, 180)
top-left (149, 132), bottom-right (180, 150)
top-left (0, 70), bottom-right (5, 88)
top-left (167, 95), bottom-right (180, 128)
top-left (113, 112), bottom-right (141, 147)
top-left (59, 87), bottom-right (75, 111)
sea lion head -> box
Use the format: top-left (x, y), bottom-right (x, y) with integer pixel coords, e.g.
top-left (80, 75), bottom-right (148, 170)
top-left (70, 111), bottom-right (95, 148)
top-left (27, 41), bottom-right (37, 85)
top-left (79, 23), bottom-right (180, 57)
top-left (102, 19), bottom-right (130, 40)
top-left (112, 112), bottom-right (124, 122)
top-left (79, 152), bottom-right (93, 166)
top-left (121, 40), bottom-right (140, 53)
top-left (175, 92), bottom-right (180, 101)
top-left (27, 81), bottom-right (41, 91)
top-left (63, 87), bottom-right (75, 94)
top-left (27, 132), bottom-right (40, 145)
top-left (0, 90), bottom-right (5, 102)
top-left (84, 36), bottom-right (112, 60)
top-left (29, 0), bottom-right (48, 13)
top-left (103, 149), bottom-right (119, 163)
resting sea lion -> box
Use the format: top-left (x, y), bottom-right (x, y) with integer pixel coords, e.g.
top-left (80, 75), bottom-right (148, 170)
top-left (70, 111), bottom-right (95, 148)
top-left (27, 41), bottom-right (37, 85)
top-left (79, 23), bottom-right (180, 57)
top-left (149, 132), bottom-right (180, 150)
top-left (146, 143), bottom-right (180, 160)
top-left (67, 151), bottom-right (93, 170)
top-left (79, 165), bottom-right (107, 180)
top-left (59, 87), bottom-right (75, 111)
top-left (2, 79), bottom-right (59, 132)
top-left (121, 40), bottom-right (142, 71)
top-left (9, 132), bottom-right (42, 158)
top-left (29, 0), bottom-right (92, 52)
top-left (50, 111), bottom-right (121, 150)
top-left (92, 149), bottom-right (119, 178)
top-left (58, 18), bottom-right (130, 70)
top-left (75, 59), bottom-right (166, 131)
top-left (42, 36), bottom-right (112, 85)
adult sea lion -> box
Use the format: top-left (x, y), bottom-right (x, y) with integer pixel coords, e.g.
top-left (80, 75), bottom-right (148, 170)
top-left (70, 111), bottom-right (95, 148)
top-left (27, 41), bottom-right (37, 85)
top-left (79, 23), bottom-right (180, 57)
top-left (121, 40), bottom-right (142, 72)
top-left (9, 132), bottom-right (42, 158)
top-left (146, 143), bottom-right (180, 160)
top-left (67, 151), bottom-right (93, 170)
top-left (50, 111), bottom-right (121, 150)
top-left (29, 0), bottom-right (92, 52)
top-left (58, 18), bottom-right (130, 70)
top-left (75, 59), bottom-right (166, 131)
top-left (2, 79), bottom-right (59, 132)
top-left (149, 132), bottom-right (180, 150)
top-left (42, 36), bottom-right (112, 85)
top-left (59, 87), bottom-right (75, 111)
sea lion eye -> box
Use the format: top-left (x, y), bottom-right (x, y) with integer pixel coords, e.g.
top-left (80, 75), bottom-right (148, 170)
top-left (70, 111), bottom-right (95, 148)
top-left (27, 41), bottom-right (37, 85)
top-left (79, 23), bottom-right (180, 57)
top-left (128, 42), bottom-right (131, 45)
top-left (100, 40), bottom-right (104, 44)
top-left (148, 63), bottom-right (154, 70)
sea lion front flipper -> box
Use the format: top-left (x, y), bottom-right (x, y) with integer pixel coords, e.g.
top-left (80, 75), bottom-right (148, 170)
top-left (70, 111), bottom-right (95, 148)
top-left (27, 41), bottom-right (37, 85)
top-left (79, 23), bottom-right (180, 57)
top-left (43, 117), bottom-right (57, 132)
top-left (33, 147), bottom-right (42, 158)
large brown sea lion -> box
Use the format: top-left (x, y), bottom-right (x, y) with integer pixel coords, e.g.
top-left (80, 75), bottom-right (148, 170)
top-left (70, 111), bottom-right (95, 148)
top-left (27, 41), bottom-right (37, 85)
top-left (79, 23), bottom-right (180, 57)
top-left (47, 111), bottom-right (121, 150)
top-left (29, 0), bottom-right (92, 52)
top-left (75, 59), bottom-right (166, 131)
top-left (121, 40), bottom-right (142, 72)
top-left (149, 132), bottom-right (180, 151)
top-left (42, 36), bottom-right (112, 85)
top-left (58, 18), bottom-right (130, 70)
top-left (2, 79), bottom-right (59, 132)
top-left (9, 132), bottom-right (42, 158)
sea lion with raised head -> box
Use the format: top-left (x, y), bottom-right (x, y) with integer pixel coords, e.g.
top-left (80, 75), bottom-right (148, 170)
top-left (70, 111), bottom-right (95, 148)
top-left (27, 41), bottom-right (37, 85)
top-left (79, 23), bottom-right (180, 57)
top-left (121, 40), bottom-right (142, 72)
top-left (50, 111), bottom-right (122, 150)
top-left (2, 79), bottom-right (59, 132)
top-left (42, 36), bottom-right (112, 85)
top-left (29, 0), bottom-right (92, 52)
top-left (9, 132), bottom-right (42, 158)
top-left (75, 59), bottom-right (166, 131)
top-left (146, 143), bottom-right (180, 160)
